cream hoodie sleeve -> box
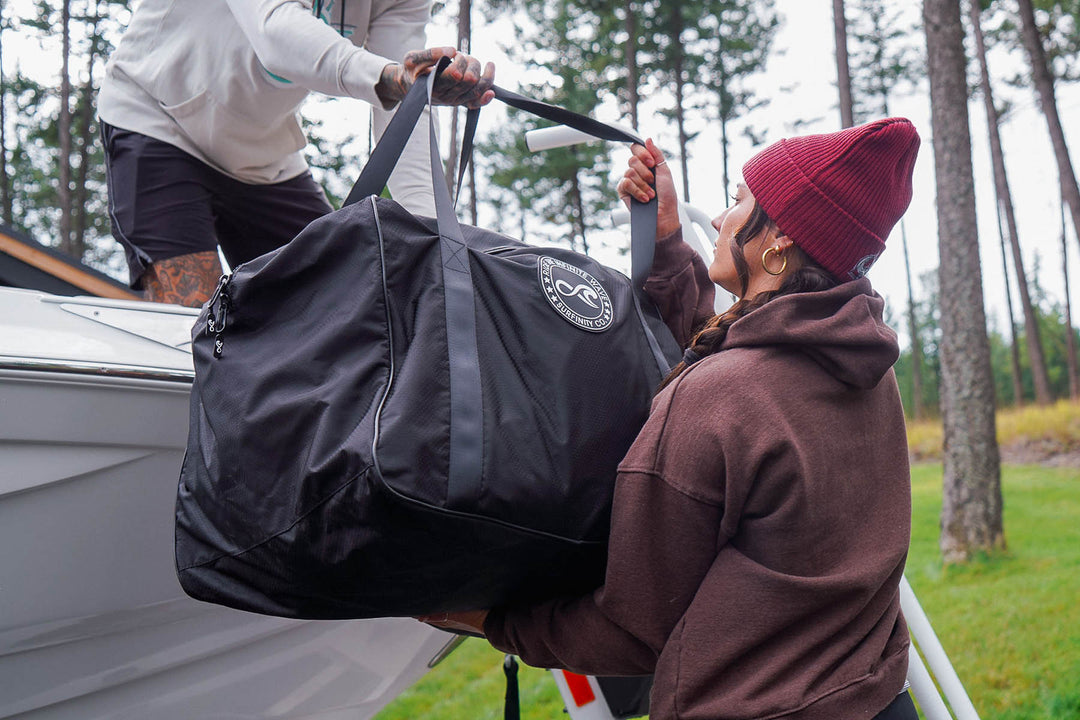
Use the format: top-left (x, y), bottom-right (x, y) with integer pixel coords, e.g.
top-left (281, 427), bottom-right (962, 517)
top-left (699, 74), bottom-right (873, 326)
top-left (225, 0), bottom-right (396, 105)
top-left (226, 0), bottom-right (437, 216)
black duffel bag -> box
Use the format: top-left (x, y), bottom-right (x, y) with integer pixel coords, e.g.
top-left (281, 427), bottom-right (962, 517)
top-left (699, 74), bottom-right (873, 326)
top-left (175, 63), bottom-right (680, 619)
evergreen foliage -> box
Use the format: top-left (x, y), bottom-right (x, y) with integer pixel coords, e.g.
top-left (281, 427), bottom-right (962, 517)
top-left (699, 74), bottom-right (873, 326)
top-left (699, 0), bottom-right (780, 197)
top-left (1, 0), bottom-right (130, 277)
top-left (478, 0), bottom-right (615, 255)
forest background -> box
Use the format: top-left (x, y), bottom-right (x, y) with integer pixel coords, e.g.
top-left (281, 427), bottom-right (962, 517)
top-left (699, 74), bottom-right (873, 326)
top-left (3, 0), bottom-right (1080, 418)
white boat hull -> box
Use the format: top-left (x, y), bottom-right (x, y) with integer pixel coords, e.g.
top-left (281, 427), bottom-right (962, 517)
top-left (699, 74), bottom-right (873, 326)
top-left (0, 288), bottom-right (451, 719)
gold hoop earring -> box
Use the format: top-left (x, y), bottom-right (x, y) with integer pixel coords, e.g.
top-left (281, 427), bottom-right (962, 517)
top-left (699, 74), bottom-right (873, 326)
top-left (762, 246), bottom-right (787, 276)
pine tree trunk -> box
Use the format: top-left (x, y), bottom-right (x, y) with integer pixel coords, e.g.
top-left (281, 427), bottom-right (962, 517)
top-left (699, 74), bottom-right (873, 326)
top-left (445, 108), bottom-right (459, 195)
top-left (570, 162), bottom-right (588, 255)
top-left (1017, 0), bottom-right (1080, 261)
top-left (1064, 202), bottom-right (1079, 400)
top-left (58, 0), bottom-right (73, 254)
top-left (0, 2), bottom-right (12, 228)
top-left (971, 0), bottom-right (1053, 405)
top-left (872, 27), bottom-right (922, 418)
top-left (718, 61), bottom-right (731, 205)
top-left (72, 78), bottom-right (93, 262)
top-left (444, 0), bottom-right (471, 195)
top-left (720, 109), bottom-right (730, 206)
top-left (900, 221), bottom-right (924, 419)
top-left (624, 0), bottom-right (639, 130)
top-left (668, 1), bottom-right (690, 203)
top-left (996, 198), bottom-right (1025, 406)
top-left (0, 1), bottom-right (11, 227)
top-left (923, 0), bottom-right (1004, 564)
top-left (73, 0), bottom-right (103, 261)
top-left (833, 0), bottom-right (854, 128)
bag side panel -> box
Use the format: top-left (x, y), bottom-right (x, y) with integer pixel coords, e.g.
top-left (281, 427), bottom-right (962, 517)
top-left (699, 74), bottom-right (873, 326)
top-left (366, 201), bottom-right (454, 506)
top-left (177, 200), bottom-right (393, 569)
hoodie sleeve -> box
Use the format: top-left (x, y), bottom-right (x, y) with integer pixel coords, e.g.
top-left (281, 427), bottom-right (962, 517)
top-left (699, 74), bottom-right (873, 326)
top-left (224, 0), bottom-right (425, 107)
top-left (484, 389), bottom-right (724, 675)
top-left (643, 227), bottom-right (716, 348)
top-left (225, 0), bottom-right (438, 216)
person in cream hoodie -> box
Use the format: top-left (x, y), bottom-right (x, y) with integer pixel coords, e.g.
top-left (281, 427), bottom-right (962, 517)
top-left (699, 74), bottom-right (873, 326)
top-left (99, 0), bottom-right (494, 306)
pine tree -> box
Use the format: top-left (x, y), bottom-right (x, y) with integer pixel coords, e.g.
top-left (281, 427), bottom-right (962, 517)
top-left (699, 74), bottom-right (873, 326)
top-left (0, 0), bottom-right (12, 227)
top-left (590, 0), bottom-right (653, 131)
top-left (1016, 0), bottom-right (1080, 263)
top-left (480, 0), bottom-right (615, 255)
top-left (970, 0), bottom-right (1054, 406)
top-left (846, 0), bottom-right (927, 417)
top-left (10, 0), bottom-right (130, 275)
top-left (1062, 199), bottom-right (1080, 398)
top-left (923, 0), bottom-right (1005, 564)
top-left (833, 0), bottom-right (854, 127)
top-left (699, 0), bottom-right (779, 202)
top-left (642, 0), bottom-right (707, 203)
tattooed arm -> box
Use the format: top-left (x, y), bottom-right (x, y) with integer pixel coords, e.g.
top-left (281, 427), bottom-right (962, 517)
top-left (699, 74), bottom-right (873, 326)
top-left (142, 251), bottom-right (224, 308)
top-left (374, 47), bottom-right (495, 110)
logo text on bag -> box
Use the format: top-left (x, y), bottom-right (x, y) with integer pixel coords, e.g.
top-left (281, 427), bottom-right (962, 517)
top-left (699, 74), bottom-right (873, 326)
top-left (538, 256), bottom-right (614, 332)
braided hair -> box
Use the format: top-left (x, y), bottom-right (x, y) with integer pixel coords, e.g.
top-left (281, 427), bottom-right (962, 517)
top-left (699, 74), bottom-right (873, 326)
top-left (657, 202), bottom-right (838, 391)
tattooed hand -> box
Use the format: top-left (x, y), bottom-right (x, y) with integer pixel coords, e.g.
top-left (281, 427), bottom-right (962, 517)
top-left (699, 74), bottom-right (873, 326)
top-left (375, 47), bottom-right (495, 110)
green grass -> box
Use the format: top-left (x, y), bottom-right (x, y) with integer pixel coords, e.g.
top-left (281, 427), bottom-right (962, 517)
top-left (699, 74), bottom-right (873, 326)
top-left (375, 463), bottom-right (1080, 719)
top-left (906, 464), bottom-right (1080, 720)
top-left (373, 635), bottom-right (564, 720)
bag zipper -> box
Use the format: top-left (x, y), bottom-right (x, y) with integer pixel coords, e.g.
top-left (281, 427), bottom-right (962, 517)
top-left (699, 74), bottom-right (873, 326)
top-left (205, 274), bottom-right (232, 358)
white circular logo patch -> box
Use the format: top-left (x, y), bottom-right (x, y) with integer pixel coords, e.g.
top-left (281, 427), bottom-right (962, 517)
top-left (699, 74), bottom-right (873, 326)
top-left (538, 256), bottom-right (614, 332)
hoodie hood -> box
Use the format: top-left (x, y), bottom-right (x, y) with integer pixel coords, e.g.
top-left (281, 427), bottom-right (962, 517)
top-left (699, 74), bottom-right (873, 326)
top-left (722, 278), bottom-right (899, 389)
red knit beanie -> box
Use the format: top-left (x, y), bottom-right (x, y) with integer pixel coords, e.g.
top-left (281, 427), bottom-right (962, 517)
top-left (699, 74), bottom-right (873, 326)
top-left (741, 117), bottom-right (920, 281)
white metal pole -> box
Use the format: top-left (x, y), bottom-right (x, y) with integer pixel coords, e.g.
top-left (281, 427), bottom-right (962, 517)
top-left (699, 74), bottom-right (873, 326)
top-left (906, 643), bottom-right (954, 720)
top-left (900, 575), bottom-right (980, 720)
top-left (524, 122), bottom-right (640, 153)
top-left (525, 126), bottom-right (600, 152)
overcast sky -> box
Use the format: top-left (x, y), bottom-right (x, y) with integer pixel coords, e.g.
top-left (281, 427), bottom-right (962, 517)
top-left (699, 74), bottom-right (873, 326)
top-left (6, 0), bottom-right (1080, 345)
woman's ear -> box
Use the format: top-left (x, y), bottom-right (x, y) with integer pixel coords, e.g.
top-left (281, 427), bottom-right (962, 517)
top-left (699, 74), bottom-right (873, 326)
top-left (771, 233), bottom-right (794, 252)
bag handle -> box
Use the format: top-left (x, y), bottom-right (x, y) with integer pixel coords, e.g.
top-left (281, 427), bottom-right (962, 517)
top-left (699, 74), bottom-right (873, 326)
top-left (344, 60), bottom-right (659, 289)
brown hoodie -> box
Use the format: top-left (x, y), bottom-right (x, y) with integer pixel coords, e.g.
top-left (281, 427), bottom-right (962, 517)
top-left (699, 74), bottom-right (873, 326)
top-left (485, 229), bottom-right (912, 720)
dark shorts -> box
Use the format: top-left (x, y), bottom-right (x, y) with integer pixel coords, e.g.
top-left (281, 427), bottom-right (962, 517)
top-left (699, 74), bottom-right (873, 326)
top-left (873, 691), bottom-right (918, 720)
top-left (102, 122), bottom-right (333, 289)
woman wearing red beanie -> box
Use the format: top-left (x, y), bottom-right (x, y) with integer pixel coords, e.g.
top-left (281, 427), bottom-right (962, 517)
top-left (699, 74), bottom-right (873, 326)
top-left (428, 119), bottom-right (921, 720)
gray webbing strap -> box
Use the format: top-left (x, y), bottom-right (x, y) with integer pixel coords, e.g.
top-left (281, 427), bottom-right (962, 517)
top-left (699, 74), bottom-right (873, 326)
top-left (423, 66), bottom-right (483, 508)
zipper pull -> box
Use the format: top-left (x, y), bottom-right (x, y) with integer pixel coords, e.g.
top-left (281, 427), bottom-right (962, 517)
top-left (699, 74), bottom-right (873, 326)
top-left (206, 274), bottom-right (230, 333)
top-left (205, 274), bottom-right (232, 358)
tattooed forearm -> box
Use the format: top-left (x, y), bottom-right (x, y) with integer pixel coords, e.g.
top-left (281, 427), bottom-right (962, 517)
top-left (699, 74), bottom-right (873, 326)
top-left (375, 63), bottom-right (411, 109)
top-left (143, 251), bottom-right (224, 308)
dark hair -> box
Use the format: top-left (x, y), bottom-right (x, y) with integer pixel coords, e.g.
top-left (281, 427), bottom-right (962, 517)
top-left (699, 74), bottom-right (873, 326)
top-left (657, 202), bottom-right (838, 391)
